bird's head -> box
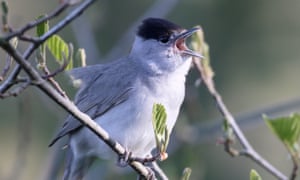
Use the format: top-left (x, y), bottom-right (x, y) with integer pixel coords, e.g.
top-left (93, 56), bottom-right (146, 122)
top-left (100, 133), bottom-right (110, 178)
top-left (130, 18), bottom-right (202, 75)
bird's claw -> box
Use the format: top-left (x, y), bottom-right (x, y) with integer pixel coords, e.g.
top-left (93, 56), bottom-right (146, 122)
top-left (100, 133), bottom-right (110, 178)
top-left (117, 150), bottom-right (132, 167)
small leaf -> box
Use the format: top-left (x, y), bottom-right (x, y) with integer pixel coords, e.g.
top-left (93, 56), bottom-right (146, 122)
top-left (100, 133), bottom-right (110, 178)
top-left (47, 34), bottom-right (69, 65)
top-left (36, 15), bottom-right (49, 60)
top-left (1, 1), bottom-right (9, 31)
top-left (36, 15), bottom-right (49, 37)
top-left (181, 167), bottom-right (192, 180)
top-left (1, 1), bottom-right (8, 15)
top-left (152, 103), bottom-right (169, 158)
top-left (190, 26), bottom-right (214, 80)
top-left (75, 48), bottom-right (86, 67)
top-left (264, 114), bottom-right (300, 150)
top-left (250, 169), bottom-right (262, 180)
top-left (222, 119), bottom-right (235, 141)
top-left (36, 52), bottom-right (46, 69)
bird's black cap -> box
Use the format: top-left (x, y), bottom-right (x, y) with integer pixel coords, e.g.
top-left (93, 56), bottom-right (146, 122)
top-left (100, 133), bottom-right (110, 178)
top-left (137, 18), bottom-right (184, 41)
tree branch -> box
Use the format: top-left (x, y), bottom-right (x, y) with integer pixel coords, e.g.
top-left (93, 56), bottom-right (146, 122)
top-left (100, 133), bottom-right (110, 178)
top-left (192, 58), bottom-right (288, 180)
top-left (0, 80), bottom-right (30, 98)
top-left (0, 53), bottom-right (13, 81)
top-left (39, 56), bottom-right (70, 98)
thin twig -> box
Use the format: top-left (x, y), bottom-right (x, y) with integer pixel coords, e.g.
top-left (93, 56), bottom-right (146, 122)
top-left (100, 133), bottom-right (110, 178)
top-left (4, 2), bottom-right (69, 41)
top-left (0, 53), bottom-right (13, 81)
top-left (0, 80), bottom-right (30, 98)
top-left (18, 35), bottom-right (39, 43)
top-left (284, 143), bottom-right (299, 180)
top-left (41, 51), bottom-right (70, 80)
top-left (192, 58), bottom-right (288, 180)
top-left (290, 158), bottom-right (298, 180)
top-left (41, 61), bottom-right (69, 98)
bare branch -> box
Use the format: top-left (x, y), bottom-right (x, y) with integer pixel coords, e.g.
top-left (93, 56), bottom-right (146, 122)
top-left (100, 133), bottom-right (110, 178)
top-left (290, 158), bottom-right (298, 180)
top-left (18, 35), bottom-right (39, 43)
top-left (41, 60), bottom-right (68, 80)
top-left (192, 58), bottom-right (288, 180)
top-left (40, 58), bottom-right (69, 98)
top-left (0, 53), bottom-right (13, 81)
top-left (0, 80), bottom-right (30, 98)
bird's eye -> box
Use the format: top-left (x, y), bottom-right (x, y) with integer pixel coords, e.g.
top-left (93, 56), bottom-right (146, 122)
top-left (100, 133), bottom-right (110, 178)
top-left (158, 35), bottom-right (170, 44)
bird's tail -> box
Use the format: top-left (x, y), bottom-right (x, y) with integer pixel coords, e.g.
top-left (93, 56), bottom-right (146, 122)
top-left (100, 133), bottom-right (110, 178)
top-left (63, 147), bottom-right (94, 180)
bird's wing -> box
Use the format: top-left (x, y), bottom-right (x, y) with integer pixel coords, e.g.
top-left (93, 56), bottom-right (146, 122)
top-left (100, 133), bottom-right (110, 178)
top-left (49, 61), bottom-right (134, 146)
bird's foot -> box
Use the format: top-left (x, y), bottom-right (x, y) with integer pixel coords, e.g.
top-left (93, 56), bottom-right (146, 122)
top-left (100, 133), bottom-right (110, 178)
top-left (117, 149), bottom-right (132, 167)
top-left (118, 152), bottom-right (158, 179)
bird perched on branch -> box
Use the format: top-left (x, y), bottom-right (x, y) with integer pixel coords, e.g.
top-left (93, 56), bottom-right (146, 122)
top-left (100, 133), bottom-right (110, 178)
top-left (49, 17), bottom-right (202, 180)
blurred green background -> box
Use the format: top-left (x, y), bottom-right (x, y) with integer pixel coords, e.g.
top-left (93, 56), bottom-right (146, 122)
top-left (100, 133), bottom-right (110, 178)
top-left (1, 0), bottom-right (300, 179)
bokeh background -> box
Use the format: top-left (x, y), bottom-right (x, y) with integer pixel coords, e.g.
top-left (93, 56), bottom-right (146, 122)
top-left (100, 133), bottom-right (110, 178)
top-left (1, 0), bottom-right (300, 179)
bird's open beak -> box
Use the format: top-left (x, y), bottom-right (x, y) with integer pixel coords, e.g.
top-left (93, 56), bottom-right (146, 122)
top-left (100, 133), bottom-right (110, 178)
top-left (173, 27), bottom-right (204, 59)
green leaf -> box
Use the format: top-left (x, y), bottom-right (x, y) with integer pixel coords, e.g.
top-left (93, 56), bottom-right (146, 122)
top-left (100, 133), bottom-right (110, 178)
top-left (46, 34), bottom-right (70, 67)
top-left (181, 167), bottom-right (192, 180)
top-left (264, 113), bottom-right (300, 150)
top-left (250, 169), bottom-right (262, 180)
top-left (190, 26), bottom-right (214, 80)
top-left (36, 15), bottom-right (49, 37)
top-left (1, 1), bottom-right (8, 15)
top-left (66, 43), bottom-right (74, 70)
top-left (1, 1), bottom-right (9, 31)
top-left (152, 103), bottom-right (169, 155)
top-left (36, 15), bottom-right (49, 61)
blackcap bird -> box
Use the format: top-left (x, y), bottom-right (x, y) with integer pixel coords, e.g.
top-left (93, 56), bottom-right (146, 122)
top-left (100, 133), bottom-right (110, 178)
top-left (49, 17), bottom-right (202, 180)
